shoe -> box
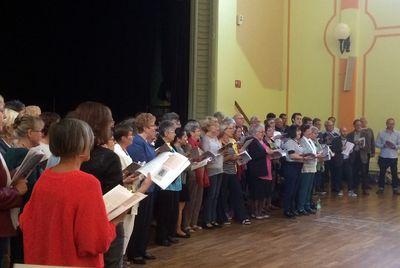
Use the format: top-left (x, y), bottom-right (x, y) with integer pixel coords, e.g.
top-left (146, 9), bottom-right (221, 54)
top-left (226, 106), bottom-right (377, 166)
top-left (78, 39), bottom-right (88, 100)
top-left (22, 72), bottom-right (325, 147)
top-left (362, 189), bottom-right (369, 196)
top-left (376, 188), bottom-right (384, 195)
top-left (192, 225), bottom-right (202, 230)
top-left (156, 240), bottom-right (171, 247)
top-left (223, 221), bottom-right (232, 225)
top-left (143, 252), bottom-right (156, 260)
top-left (203, 223), bottom-right (214, 229)
top-left (251, 213), bottom-right (256, 219)
top-left (348, 190), bottom-right (358, 197)
top-left (176, 232), bottom-right (190, 238)
top-left (337, 190), bottom-right (344, 197)
top-left (168, 236), bottom-right (179, 243)
top-left (211, 222), bottom-right (222, 228)
top-left (305, 208), bottom-right (316, 214)
top-left (393, 189), bottom-right (400, 195)
top-left (292, 210), bottom-right (299, 216)
top-left (185, 227), bottom-right (195, 233)
top-left (132, 257), bottom-right (146, 265)
top-left (255, 215), bottom-right (264, 220)
top-left (242, 219), bottom-right (251, 225)
top-left (262, 214), bottom-right (270, 219)
top-left (319, 191), bottom-right (327, 196)
top-left (297, 210), bottom-right (309, 216)
top-left (284, 211), bottom-right (296, 218)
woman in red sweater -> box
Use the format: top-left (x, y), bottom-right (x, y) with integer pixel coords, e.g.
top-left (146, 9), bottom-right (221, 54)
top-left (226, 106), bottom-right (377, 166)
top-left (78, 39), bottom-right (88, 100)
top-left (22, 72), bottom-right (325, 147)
top-left (20, 118), bottom-right (118, 268)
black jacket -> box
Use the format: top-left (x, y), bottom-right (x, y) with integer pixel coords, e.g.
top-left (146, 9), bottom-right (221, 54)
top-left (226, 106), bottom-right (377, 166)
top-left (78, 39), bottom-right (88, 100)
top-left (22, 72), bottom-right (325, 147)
top-left (81, 145), bottom-right (123, 194)
top-left (247, 139), bottom-right (268, 178)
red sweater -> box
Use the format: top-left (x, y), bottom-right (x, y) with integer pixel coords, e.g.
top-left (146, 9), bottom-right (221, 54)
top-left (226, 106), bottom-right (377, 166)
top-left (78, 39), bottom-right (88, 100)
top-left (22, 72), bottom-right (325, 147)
top-left (20, 169), bottom-right (116, 268)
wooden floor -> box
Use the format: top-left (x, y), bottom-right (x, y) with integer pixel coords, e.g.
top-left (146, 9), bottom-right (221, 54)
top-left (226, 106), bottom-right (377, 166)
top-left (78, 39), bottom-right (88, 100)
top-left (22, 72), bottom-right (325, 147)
top-left (131, 187), bottom-right (400, 268)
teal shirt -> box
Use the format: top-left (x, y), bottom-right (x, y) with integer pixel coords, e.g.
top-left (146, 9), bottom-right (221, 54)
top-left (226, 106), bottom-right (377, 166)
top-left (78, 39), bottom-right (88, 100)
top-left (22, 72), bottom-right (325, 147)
top-left (164, 146), bottom-right (182, 192)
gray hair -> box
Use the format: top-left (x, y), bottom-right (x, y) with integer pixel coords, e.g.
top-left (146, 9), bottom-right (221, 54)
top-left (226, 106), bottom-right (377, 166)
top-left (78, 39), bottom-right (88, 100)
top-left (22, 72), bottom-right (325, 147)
top-left (249, 123), bottom-right (265, 136)
top-left (49, 118), bottom-right (94, 158)
top-left (220, 117), bottom-right (236, 132)
top-left (158, 120), bottom-right (176, 137)
top-left (250, 116), bottom-right (260, 123)
top-left (162, 112), bottom-right (180, 122)
top-left (213, 111), bottom-right (225, 120)
top-left (184, 120), bottom-right (200, 133)
top-left (310, 126), bottom-right (319, 134)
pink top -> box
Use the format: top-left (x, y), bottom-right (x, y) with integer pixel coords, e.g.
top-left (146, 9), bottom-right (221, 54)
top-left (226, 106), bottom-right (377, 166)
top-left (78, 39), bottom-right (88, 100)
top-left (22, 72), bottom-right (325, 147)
top-left (259, 141), bottom-right (272, 181)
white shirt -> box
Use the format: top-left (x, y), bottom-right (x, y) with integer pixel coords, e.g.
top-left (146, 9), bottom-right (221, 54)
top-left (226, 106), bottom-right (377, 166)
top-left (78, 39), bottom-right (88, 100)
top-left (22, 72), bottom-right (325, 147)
top-left (114, 143), bottom-right (132, 169)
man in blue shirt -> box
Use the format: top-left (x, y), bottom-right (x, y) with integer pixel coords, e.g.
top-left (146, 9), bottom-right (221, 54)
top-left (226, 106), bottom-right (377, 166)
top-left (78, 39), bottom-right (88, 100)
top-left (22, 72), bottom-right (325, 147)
top-left (375, 118), bottom-right (400, 195)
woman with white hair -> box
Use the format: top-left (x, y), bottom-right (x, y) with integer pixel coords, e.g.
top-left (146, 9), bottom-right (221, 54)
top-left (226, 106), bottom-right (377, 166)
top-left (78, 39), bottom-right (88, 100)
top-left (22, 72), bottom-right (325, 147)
top-left (217, 118), bottom-right (251, 225)
top-left (201, 118), bottom-right (223, 229)
top-left (246, 124), bottom-right (278, 219)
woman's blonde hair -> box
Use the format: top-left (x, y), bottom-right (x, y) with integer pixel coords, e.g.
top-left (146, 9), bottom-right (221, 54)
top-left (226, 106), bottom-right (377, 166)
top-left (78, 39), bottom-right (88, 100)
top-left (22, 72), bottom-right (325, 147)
top-left (200, 116), bottom-right (219, 133)
top-left (13, 114), bottom-right (44, 139)
top-left (2, 108), bottom-right (19, 139)
top-left (22, 105), bottom-right (42, 117)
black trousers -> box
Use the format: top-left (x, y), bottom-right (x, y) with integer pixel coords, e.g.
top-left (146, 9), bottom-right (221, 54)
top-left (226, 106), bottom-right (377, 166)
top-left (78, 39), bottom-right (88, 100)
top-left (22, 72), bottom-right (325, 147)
top-left (217, 173), bottom-right (249, 223)
top-left (332, 159), bottom-right (353, 192)
top-left (155, 190), bottom-right (179, 242)
top-left (216, 174), bottom-right (229, 224)
top-left (126, 193), bottom-right (154, 259)
top-left (10, 228), bottom-right (23, 265)
top-left (353, 152), bottom-right (368, 191)
top-left (378, 157), bottom-right (399, 190)
top-left (0, 237), bottom-right (9, 267)
top-left (282, 162), bottom-right (302, 213)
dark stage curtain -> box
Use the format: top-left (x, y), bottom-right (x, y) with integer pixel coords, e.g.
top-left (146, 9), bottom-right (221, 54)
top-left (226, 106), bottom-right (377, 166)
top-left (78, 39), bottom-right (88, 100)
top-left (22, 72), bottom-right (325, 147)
top-left (0, 0), bottom-right (189, 122)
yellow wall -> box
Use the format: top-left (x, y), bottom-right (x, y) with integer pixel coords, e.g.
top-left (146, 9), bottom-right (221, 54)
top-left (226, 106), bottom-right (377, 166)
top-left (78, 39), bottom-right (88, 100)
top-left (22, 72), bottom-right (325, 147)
top-left (287, 0), bottom-right (335, 120)
top-left (214, 0), bottom-right (400, 136)
top-left (214, 0), bottom-right (285, 120)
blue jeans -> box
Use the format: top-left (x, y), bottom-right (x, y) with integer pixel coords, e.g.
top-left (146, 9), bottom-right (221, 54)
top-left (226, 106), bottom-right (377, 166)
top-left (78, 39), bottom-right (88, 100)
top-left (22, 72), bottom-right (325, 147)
top-left (204, 174), bottom-right (223, 224)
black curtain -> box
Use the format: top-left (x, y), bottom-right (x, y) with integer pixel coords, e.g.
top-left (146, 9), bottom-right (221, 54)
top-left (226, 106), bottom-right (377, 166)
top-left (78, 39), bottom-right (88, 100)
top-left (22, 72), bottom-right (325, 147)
top-left (0, 0), bottom-right (189, 122)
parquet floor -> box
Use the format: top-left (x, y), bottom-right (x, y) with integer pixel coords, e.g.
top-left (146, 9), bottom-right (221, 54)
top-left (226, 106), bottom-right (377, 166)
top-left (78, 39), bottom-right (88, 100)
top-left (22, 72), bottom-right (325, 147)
top-left (131, 187), bottom-right (400, 268)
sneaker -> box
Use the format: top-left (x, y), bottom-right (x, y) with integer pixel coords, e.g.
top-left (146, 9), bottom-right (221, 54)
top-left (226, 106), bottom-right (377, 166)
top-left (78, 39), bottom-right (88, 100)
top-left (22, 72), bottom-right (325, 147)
top-left (376, 188), bottom-right (384, 195)
top-left (337, 190), bottom-right (344, 197)
top-left (393, 189), bottom-right (400, 195)
top-left (255, 215), bottom-right (264, 220)
top-left (242, 219), bottom-right (252, 225)
top-left (348, 190), bottom-right (358, 197)
top-left (262, 214), bottom-right (270, 219)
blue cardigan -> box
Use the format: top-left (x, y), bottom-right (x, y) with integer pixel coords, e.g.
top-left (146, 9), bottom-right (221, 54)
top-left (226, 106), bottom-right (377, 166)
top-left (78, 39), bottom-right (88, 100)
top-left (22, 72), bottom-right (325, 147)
top-left (127, 134), bottom-right (156, 193)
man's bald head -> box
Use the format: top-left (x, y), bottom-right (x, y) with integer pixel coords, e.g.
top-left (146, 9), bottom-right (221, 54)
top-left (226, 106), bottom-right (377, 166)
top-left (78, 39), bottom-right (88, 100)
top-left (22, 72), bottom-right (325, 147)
top-left (340, 127), bottom-right (348, 137)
